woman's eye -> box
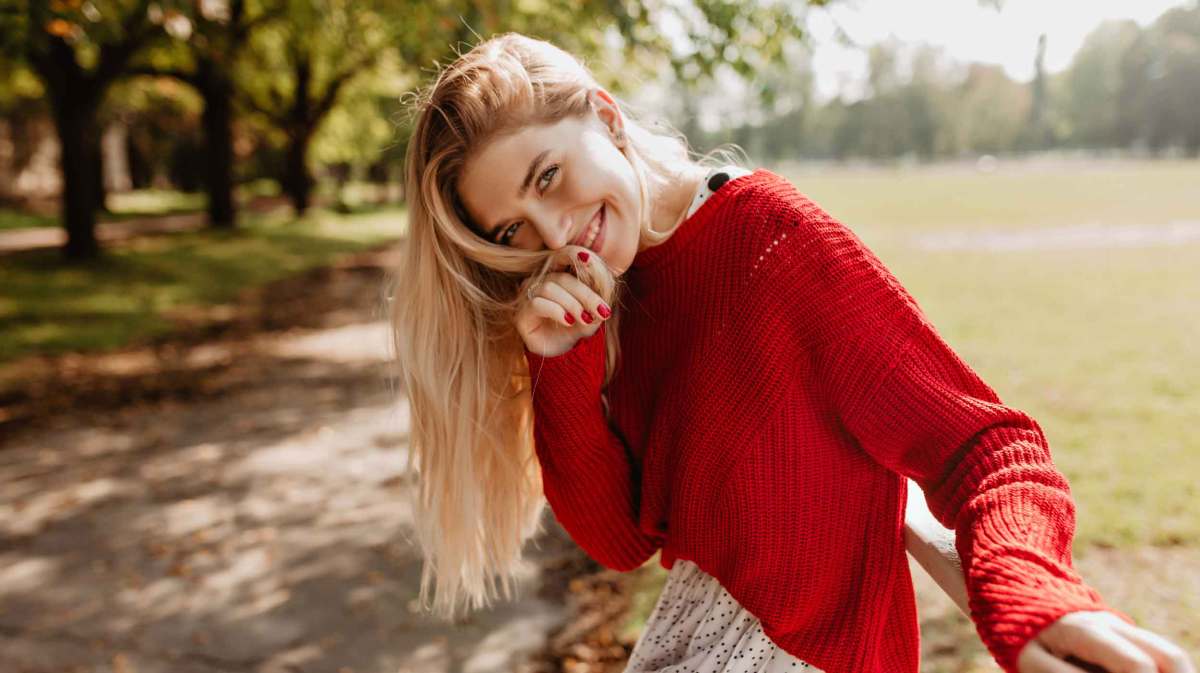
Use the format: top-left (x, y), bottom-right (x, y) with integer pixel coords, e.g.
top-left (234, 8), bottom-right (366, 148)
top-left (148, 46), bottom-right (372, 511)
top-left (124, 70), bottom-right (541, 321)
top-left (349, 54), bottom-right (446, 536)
top-left (500, 222), bottom-right (521, 245)
top-left (537, 164), bottom-right (559, 192)
top-left (497, 164), bottom-right (557, 246)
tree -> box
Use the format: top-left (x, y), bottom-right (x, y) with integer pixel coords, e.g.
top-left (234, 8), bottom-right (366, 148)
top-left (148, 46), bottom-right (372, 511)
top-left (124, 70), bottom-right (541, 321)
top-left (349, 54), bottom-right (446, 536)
top-left (236, 0), bottom-right (819, 215)
top-left (1062, 20), bottom-right (1142, 149)
top-left (237, 0), bottom-right (394, 215)
top-left (951, 63), bottom-right (1031, 154)
top-left (1146, 5), bottom-right (1200, 155)
top-left (127, 0), bottom-right (281, 228)
top-left (0, 1), bottom-right (171, 259)
top-left (1020, 33), bottom-right (1052, 150)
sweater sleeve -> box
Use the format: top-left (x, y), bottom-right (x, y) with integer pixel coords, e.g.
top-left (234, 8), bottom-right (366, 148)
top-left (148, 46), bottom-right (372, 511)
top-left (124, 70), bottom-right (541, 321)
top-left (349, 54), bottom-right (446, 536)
top-left (523, 323), bottom-right (663, 571)
top-left (755, 195), bottom-right (1135, 673)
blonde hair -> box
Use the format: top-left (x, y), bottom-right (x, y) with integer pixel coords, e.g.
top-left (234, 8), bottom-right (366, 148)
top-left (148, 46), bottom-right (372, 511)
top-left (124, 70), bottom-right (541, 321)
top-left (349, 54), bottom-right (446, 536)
top-left (389, 32), bottom-right (741, 621)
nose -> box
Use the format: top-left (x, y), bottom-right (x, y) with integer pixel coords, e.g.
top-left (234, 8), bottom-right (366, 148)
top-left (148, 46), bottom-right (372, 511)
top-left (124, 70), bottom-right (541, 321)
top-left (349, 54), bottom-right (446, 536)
top-left (530, 207), bottom-right (573, 250)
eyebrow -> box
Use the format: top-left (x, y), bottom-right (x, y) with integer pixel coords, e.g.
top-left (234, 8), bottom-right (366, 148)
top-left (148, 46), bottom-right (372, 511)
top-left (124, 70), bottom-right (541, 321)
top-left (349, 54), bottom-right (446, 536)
top-left (486, 149), bottom-right (550, 241)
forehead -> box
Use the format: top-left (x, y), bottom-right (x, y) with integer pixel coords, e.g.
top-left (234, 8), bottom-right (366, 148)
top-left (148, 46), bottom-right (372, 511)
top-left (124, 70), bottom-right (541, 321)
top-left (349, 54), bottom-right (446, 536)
top-left (457, 116), bottom-right (588, 230)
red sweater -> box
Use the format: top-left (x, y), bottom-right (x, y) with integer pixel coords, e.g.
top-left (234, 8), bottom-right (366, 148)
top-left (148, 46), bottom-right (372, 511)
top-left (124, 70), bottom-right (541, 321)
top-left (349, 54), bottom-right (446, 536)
top-left (523, 168), bottom-right (1131, 673)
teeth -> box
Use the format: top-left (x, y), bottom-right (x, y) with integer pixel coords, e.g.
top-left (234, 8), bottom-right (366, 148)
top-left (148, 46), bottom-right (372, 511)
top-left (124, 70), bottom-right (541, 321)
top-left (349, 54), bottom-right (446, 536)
top-left (580, 206), bottom-right (600, 248)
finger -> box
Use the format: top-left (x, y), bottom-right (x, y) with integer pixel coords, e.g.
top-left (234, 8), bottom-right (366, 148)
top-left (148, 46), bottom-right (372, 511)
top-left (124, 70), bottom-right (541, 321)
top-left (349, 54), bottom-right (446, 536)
top-left (566, 248), bottom-right (599, 272)
top-left (1057, 625), bottom-right (1158, 673)
top-left (1111, 621), bottom-right (1197, 673)
top-left (547, 272), bottom-right (608, 318)
top-left (537, 281), bottom-right (585, 323)
top-left (1020, 640), bottom-right (1090, 673)
top-left (526, 296), bottom-right (576, 328)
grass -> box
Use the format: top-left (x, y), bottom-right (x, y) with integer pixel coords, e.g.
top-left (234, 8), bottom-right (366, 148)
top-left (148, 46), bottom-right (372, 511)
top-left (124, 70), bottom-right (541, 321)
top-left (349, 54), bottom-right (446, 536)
top-left (619, 158), bottom-right (1200, 666)
top-left (0, 206), bottom-right (406, 363)
top-left (0, 208), bottom-right (58, 230)
top-left (777, 158), bottom-right (1200, 234)
top-left (0, 184), bottom-right (312, 231)
top-left (0, 189), bottom-right (208, 231)
top-left (105, 189), bottom-right (207, 219)
top-left (785, 158), bottom-right (1200, 550)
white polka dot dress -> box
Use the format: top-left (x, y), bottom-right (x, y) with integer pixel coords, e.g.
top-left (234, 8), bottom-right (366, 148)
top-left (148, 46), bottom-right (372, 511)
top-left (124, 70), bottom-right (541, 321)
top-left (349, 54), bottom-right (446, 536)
top-left (623, 559), bottom-right (822, 673)
top-left (623, 165), bottom-right (821, 673)
top-left (683, 165), bottom-right (753, 221)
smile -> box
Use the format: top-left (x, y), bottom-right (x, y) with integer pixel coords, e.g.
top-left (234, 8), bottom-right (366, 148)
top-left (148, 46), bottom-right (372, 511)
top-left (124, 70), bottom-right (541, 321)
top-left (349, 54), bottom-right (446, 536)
top-left (578, 204), bottom-right (605, 252)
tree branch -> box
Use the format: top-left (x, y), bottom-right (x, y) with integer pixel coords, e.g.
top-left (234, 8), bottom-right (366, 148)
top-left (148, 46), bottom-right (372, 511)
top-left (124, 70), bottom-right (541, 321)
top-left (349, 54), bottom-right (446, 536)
top-left (94, 0), bottom-right (164, 86)
top-left (121, 65), bottom-right (201, 86)
top-left (235, 86), bottom-right (288, 126)
top-left (312, 53), bottom-right (377, 122)
top-left (235, 3), bottom-right (286, 41)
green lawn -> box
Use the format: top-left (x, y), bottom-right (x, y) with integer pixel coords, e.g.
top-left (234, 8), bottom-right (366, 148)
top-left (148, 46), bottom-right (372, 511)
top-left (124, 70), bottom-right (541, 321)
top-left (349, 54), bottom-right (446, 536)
top-left (0, 189), bottom-right (208, 231)
top-left (783, 159), bottom-right (1200, 550)
top-left (104, 188), bottom-right (207, 219)
top-left (0, 206), bottom-right (406, 362)
top-left (778, 158), bottom-right (1200, 234)
top-left (619, 159), bottom-right (1200, 665)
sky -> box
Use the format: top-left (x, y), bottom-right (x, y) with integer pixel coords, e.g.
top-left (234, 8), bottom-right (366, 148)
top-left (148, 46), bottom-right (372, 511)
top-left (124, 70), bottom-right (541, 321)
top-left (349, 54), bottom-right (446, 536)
top-left (806, 0), bottom-right (1194, 102)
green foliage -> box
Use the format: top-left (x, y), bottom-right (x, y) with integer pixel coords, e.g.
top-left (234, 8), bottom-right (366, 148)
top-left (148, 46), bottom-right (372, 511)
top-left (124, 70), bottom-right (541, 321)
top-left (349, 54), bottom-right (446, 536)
top-left (236, 0), bottom-right (394, 125)
top-left (1062, 22), bottom-right (1132, 146)
top-left (707, 3), bottom-right (1200, 161)
top-left (0, 56), bottom-right (43, 110)
top-left (310, 68), bottom-right (412, 168)
top-left (2, 0), bottom-right (183, 72)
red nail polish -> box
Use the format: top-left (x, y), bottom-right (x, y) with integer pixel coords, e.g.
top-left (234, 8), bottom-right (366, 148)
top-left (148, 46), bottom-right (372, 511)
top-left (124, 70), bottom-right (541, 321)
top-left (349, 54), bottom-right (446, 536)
top-left (597, 303), bottom-right (611, 319)
top-left (581, 310), bottom-right (593, 324)
top-left (564, 312), bottom-right (575, 325)
top-left (577, 251), bottom-right (590, 262)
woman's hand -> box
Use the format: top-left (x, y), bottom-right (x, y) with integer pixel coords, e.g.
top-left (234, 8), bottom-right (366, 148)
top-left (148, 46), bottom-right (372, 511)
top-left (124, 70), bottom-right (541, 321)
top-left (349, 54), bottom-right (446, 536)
top-left (1017, 610), bottom-right (1195, 672)
top-left (516, 255), bottom-right (612, 358)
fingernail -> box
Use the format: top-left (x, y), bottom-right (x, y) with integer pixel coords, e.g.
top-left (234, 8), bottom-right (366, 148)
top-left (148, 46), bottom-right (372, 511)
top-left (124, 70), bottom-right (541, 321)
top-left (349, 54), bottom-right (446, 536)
top-left (564, 312), bottom-right (575, 325)
top-left (581, 310), bottom-right (593, 324)
top-left (596, 303), bottom-right (611, 319)
top-left (577, 251), bottom-right (590, 262)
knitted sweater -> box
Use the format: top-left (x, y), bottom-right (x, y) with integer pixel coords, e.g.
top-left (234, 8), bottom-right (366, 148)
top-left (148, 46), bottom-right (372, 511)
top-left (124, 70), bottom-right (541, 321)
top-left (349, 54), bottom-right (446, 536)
top-left (522, 168), bottom-right (1131, 673)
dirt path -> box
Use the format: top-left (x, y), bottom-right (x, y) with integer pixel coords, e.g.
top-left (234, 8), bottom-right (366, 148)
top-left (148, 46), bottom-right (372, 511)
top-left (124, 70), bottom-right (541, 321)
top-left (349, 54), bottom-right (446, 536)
top-left (911, 219), bottom-right (1200, 252)
top-left (0, 247), bottom-right (577, 673)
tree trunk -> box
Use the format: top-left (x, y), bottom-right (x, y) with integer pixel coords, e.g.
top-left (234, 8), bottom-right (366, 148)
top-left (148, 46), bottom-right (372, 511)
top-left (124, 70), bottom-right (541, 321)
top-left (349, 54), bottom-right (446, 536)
top-left (199, 65), bottom-right (237, 229)
top-left (284, 130), bottom-right (313, 215)
top-left (284, 57), bottom-right (315, 216)
top-left (52, 91), bottom-right (101, 260)
top-left (33, 36), bottom-right (102, 259)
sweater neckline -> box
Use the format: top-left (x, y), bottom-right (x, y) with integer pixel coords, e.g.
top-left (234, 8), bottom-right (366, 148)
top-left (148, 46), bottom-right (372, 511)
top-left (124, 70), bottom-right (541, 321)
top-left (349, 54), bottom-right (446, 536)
top-left (629, 167), bottom-right (771, 273)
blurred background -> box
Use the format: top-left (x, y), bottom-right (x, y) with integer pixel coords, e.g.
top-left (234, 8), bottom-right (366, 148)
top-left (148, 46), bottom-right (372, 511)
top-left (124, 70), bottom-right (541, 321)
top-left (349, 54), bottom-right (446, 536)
top-left (0, 1), bottom-right (1197, 672)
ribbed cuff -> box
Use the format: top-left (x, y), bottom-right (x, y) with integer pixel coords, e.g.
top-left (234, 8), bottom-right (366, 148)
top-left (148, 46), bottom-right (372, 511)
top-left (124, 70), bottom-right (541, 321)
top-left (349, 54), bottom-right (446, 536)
top-left (959, 477), bottom-right (1137, 672)
top-left (974, 579), bottom-right (1134, 673)
top-left (524, 324), bottom-right (607, 395)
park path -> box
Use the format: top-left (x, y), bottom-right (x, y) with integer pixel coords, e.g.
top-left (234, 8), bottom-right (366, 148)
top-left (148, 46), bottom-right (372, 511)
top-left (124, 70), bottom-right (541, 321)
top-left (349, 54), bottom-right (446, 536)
top-left (0, 247), bottom-right (574, 673)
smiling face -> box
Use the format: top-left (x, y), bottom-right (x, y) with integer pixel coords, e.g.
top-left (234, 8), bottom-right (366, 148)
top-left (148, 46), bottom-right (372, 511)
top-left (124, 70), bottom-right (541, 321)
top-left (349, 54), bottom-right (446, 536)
top-left (456, 90), bottom-right (644, 274)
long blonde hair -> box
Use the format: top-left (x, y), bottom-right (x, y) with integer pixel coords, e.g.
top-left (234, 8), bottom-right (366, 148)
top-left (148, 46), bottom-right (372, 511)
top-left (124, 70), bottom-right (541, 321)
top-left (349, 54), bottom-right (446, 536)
top-left (390, 32), bottom-right (739, 621)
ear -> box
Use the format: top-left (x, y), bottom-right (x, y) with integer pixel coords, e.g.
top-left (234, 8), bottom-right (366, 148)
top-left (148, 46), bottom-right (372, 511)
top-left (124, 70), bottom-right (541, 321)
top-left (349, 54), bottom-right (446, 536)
top-left (588, 88), bottom-right (627, 149)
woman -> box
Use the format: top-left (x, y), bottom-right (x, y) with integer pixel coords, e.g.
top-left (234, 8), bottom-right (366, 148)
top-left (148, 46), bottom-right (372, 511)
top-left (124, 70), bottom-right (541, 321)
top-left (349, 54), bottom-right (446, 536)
top-left (389, 33), bottom-right (1194, 673)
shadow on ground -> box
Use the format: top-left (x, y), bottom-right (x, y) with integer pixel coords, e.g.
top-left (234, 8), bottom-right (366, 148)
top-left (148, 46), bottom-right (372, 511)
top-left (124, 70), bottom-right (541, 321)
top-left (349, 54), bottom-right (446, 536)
top-left (0, 246), bottom-right (573, 673)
